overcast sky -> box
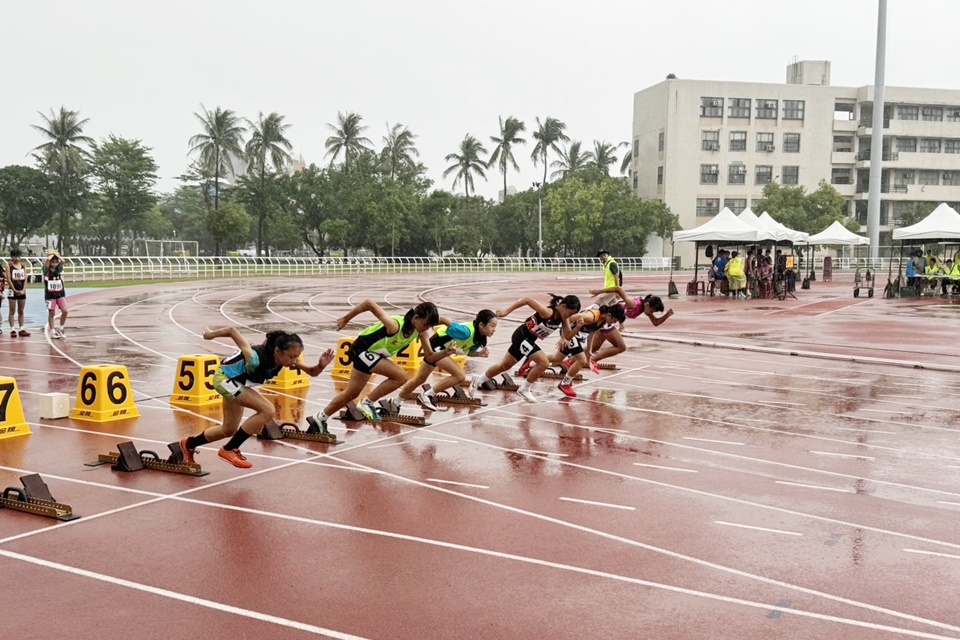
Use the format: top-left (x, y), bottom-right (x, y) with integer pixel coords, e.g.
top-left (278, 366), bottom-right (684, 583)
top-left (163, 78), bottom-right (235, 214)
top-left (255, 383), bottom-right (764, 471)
top-left (3, 0), bottom-right (959, 200)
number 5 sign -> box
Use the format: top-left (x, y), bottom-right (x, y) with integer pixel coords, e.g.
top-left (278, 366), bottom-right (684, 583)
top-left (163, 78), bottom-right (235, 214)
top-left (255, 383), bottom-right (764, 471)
top-left (171, 354), bottom-right (221, 407)
top-left (70, 364), bottom-right (140, 422)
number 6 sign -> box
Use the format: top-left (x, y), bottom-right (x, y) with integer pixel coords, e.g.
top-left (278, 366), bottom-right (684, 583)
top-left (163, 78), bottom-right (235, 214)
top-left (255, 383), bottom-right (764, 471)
top-left (70, 364), bottom-right (140, 422)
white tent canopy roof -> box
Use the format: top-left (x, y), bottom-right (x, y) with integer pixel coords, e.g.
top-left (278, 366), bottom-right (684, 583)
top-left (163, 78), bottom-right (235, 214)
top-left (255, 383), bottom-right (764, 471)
top-left (758, 212), bottom-right (810, 243)
top-left (736, 208), bottom-right (779, 241)
top-left (807, 220), bottom-right (870, 246)
top-left (892, 202), bottom-right (960, 240)
top-left (673, 208), bottom-right (763, 243)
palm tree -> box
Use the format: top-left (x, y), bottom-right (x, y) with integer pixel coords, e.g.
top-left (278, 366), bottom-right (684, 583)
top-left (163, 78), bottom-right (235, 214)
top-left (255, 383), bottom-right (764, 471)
top-left (620, 143), bottom-right (633, 176)
top-left (488, 116), bottom-right (526, 199)
top-left (325, 111), bottom-right (372, 172)
top-left (586, 140), bottom-right (619, 175)
top-left (245, 112), bottom-right (293, 256)
top-left (443, 135), bottom-right (488, 197)
top-left (550, 140), bottom-right (590, 180)
top-left (381, 122), bottom-right (419, 180)
top-left (32, 107), bottom-right (94, 251)
top-left (188, 105), bottom-right (246, 211)
top-left (530, 116), bottom-right (569, 185)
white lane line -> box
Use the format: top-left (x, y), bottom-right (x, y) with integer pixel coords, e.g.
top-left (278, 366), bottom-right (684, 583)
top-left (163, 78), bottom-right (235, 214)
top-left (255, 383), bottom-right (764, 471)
top-left (595, 427), bottom-right (630, 434)
top-left (714, 521), bottom-right (802, 536)
top-left (513, 448), bottom-right (569, 457)
top-left (776, 481), bottom-right (854, 494)
top-left (935, 501), bottom-right (960, 507)
top-left (367, 442), bottom-right (409, 449)
top-left (683, 437), bottom-right (745, 446)
top-left (834, 427), bottom-right (896, 435)
top-left (810, 451), bottom-right (876, 461)
top-left (413, 436), bottom-right (458, 444)
top-left (904, 549), bottom-right (960, 561)
top-left (947, 466), bottom-right (960, 469)
top-left (727, 416), bottom-right (778, 424)
top-left (559, 497), bottom-right (636, 511)
top-left (0, 550), bottom-right (367, 640)
top-left (857, 409), bottom-right (909, 414)
top-left (426, 478), bottom-right (489, 490)
top-left (633, 463), bottom-right (698, 473)
top-left (758, 401), bottom-right (805, 406)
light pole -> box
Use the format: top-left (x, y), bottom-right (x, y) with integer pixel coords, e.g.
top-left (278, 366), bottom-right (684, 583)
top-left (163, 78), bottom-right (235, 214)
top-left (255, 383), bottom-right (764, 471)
top-left (533, 182), bottom-right (543, 260)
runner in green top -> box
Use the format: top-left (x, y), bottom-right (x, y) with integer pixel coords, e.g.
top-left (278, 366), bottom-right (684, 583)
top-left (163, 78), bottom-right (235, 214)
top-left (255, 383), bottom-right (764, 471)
top-left (313, 300), bottom-right (452, 426)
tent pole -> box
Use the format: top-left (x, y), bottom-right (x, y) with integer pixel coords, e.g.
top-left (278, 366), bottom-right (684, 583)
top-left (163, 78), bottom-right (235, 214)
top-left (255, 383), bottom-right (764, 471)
top-left (668, 240), bottom-right (678, 297)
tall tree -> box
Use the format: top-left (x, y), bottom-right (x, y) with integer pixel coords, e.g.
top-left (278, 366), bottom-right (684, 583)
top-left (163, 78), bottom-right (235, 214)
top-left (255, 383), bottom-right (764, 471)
top-left (0, 165), bottom-right (55, 250)
top-left (88, 135), bottom-right (160, 254)
top-left (188, 105), bottom-right (246, 211)
top-left (488, 116), bottom-right (526, 199)
top-left (585, 140), bottom-right (619, 175)
top-left (620, 143), bottom-right (633, 176)
top-left (530, 116), bottom-right (569, 185)
top-left (381, 122), bottom-right (419, 180)
top-left (325, 111), bottom-right (372, 172)
top-left (550, 140), bottom-right (590, 180)
top-left (31, 107), bottom-right (94, 251)
top-left (443, 134), bottom-right (488, 196)
top-left (245, 111), bottom-right (293, 256)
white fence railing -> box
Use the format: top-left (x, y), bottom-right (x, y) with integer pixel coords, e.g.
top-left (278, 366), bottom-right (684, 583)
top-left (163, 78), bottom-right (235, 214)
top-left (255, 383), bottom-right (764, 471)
top-left (27, 256), bottom-right (679, 282)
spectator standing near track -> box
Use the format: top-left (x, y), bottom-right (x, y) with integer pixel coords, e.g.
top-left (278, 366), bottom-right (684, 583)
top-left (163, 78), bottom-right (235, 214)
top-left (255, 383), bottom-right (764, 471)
top-left (6, 249), bottom-right (30, 337)
top-left (43, 250), bottom-right (69, 338)
top-left (595, 250), bottom-right (621, 306)
top-left (392, 309), bottom-right (499, 411)
top-left (312, 301), bottom-right (452, 428)
top-left (470, 294), bottom-right (580, 403)
top-left (179, 328), bottom-right (335, 469)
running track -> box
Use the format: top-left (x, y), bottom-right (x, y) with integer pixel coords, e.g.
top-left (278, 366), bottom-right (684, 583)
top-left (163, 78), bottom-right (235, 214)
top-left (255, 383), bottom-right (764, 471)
top-left (0, 272), bottom-right (959, 640)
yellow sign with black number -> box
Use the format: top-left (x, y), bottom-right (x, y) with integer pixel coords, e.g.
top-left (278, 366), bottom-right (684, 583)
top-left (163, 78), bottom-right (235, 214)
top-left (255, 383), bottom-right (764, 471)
top-left (331, 337), bottom-right (355, 379)
top-left (71, 364), bottom-right (140, 422)
top-left (264, 356), bottom-right (311, 390)
top-left (171, 354), bottom-right (221, 406)
top-left (0, 377), bottom-right (30, 440)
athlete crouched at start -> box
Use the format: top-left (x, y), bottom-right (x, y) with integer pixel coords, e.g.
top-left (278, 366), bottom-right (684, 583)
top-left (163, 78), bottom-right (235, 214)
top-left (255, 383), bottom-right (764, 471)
top-left (547, 304), bottom-right (626, 397)
top-left (178, 328), bottom-right (334, 469)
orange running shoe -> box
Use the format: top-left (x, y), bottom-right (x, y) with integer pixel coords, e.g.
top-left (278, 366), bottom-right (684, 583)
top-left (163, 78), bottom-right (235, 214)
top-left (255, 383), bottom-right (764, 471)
top-left (218, 447), bottom-right (252, 469)
top-left (518, 359), bottom-right (533, 377)
top-left (589, 360), bottom-right (600, 375)
top-left (179, 438), bottom-right (196, 465)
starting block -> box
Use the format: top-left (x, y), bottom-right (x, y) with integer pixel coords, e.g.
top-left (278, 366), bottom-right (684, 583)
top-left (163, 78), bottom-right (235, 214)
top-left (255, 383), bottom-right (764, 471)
top-left (0, 474), bottom-right (79, 521)
top-left (479, 373), bottom-right (519, 392)
top-left (533, 368), bottom-right (584, 382)
top-left (596, 362), bottom-right (618, 371)
top-left (338, 401), bottom-right (428, 426)
top-left (86, 441), bottom-right (208, 476)
top-left (257, 418), bottom-right (341, 444)
top-left (427, 384), bottom-right (484, 407)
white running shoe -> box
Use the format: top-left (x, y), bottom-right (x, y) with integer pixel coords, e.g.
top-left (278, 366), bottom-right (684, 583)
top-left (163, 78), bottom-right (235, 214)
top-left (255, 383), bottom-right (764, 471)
top-left (516, 388), bottom-right (537, 403)
top-left (417, 392), bottom-right (439, 412)
top-left (51, 328), bottom-right (62, 339)
top-left (466, 378), bottom-right (479, 399)
top-left (385, 397), bottom-right (403, 415)
top-left (57, 327), bottom-right (66, 337)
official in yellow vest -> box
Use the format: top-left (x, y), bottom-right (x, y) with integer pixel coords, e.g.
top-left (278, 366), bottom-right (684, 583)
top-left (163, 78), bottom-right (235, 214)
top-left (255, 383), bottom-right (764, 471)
top-left (596, 249), bottom-right (622, 305)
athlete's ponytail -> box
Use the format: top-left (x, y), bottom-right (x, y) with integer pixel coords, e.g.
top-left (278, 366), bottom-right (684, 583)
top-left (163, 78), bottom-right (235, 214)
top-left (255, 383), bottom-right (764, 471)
top-left (644, 295), bottom-right (665, 313)
top-left (547, 293), bottom-right (581, 312)
top-left (403, 302), bottom-right (440, 334)
top-left (473, 309), bottom-right (496, 327)
top-left (599, 304), bottom-right (626, 324)
top-left (263, 331), bottom-right (303, 354)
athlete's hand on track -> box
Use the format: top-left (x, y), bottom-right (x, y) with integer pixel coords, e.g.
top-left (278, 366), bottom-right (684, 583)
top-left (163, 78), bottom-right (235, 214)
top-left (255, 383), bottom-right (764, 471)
top-left (475, 347), bottom-right (489, 358)
top-left (335, 316), bottom-right (349, 331)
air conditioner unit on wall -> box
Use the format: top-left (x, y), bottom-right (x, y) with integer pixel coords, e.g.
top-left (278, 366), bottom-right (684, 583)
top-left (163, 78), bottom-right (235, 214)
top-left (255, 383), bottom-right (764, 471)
top-left (711, 100), bottom-right (722, 107)
top-left (944, 173), bottom-right (953, 180)
top-left (903, 172), bottom-right (914, 178)
top-left (765, 101), bottom-right (777, 109)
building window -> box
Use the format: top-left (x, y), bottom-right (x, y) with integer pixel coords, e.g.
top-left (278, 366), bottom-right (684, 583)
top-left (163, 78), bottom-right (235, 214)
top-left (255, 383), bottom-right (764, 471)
top-left (782, 166), bottom-right (799, 185)
top-left (700, 97), bottom-right (723, 117)
top-left (894, 170), bottom-right (915, 186)
top-left (756, 132), bottom-right (775, 152)
top-left (658, 131), bottom-right (664, 151)
top-left (729, 98), bottom-right (751, 119)
top-left (918, 170), bottom-right (939, 186)
top-left (896, 137), bottom-right (917, 153)
top-left (633, 138), bottom-right (639, 158)
top-left (729, 131), bottom-right (747, 151)
top-left (728, 164), bottom-right (747, 185)
top-left (696, 198), bottom-right (720, 217)
top-left (922, 107), bottom-right (943, 122)
top-left (724, 198), bottom-right (747, 214)
top-left (920, 138), bottom-right (942, 153)
top-left (700, 164), bottom-right (719, 184)
top-left (701, 130), bottom-right (720, 151)
top-left (632, 174), bottom-right (638, 190)
top-left (755, 165), bottom-right (773, 185)
top-left (945, 140), bottom-right (960, 154)
top-left (833, 135), bottom-right (853, 152)
top-left (783, 133), bottom-right (801, 153)
top-left (831, 169), bottom-right (852, 185)
top-left (947, 109), bottom-right (960, 123)
top-left (783, 100), bottom-right (805, 120)
top-left (898, 105), bottom-right (919, 121)
top-left (657, 166), bottom-right (663, 185)
top-left (944, 171), bottom-right (960, 186)
top-left (757, 99), bottom-right (778, 119)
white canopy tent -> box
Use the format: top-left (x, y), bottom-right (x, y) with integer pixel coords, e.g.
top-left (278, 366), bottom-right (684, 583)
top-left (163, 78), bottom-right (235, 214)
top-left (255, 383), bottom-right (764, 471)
top-left (735, 208), bottom-right (779, 241)
top-left (758, 212), bottom-right (810, 243)
top-left (892, 202), bottom-right (960, 240)
top-left (672, 208), bottom-right (765, 243)
top-left (807, 221), bottom-right (870, 246)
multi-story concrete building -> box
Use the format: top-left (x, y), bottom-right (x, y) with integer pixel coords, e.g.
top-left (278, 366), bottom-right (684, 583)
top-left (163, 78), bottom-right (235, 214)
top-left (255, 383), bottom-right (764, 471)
top-left (632, 60), bottom-right (960, 262)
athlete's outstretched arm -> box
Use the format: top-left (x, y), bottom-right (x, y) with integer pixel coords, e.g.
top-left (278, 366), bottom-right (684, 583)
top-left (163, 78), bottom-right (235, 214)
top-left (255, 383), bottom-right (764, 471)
top-left (298, 349), bottom-right (336, 376)
top-left (203, 327), bottom-right (254, 361)
top-left (496, 297), bottom-right (550, 319)
top-left (336, 300), bottom-right (399, 334)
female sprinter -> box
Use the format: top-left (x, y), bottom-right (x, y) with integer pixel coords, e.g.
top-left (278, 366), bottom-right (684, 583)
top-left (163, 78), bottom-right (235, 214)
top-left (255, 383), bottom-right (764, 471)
top-left (179, 328), bottom-right (335, 469)
top-left (469, 294), bottom-right (580, 403)
top-left (546, 303), bottom-right (626, 397)
top-left (311, 301), bottom-right (452, 430)
top-left (393, 309), bottom-right (498, 411)
top-left (586, 286), bottom-right (674, 368)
